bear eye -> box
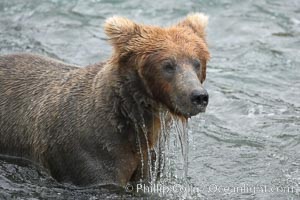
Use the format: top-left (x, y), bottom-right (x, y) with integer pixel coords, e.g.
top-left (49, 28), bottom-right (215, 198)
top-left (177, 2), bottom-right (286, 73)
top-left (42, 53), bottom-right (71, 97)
top-left (193, 59), bottom-right (201, 70)
top-left (163, 62), bottom-right (176, 73)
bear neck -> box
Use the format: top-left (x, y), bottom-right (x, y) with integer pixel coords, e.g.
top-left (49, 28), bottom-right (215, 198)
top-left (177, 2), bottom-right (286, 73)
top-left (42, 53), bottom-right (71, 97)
top-left (92, 62), bottom-right (162, 149)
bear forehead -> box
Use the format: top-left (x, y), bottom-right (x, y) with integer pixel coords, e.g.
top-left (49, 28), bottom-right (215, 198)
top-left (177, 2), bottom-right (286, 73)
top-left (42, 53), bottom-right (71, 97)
top-left (129, 26), bottom-right (209, 61)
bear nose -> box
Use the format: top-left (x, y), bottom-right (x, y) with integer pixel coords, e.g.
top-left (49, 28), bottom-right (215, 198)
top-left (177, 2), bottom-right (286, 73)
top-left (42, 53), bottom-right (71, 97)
top-left (190, 89), bottom-right (209, 106)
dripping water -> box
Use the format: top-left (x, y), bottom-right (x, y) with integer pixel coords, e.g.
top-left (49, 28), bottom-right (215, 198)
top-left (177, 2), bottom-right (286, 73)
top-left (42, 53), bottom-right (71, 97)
top-left (152, 110), bottom-right (170, 182)
top-left (172, 116), bottom-right (190, 199)
top-left (132, 102), bottom-right (191, 195)
top-left (153, 110), bottom-right (190, 184)
top-left (173, 116), bottom-right (189, 178)
top-left (135, 129), bottom-right (144, 180)
top-left (139, 116), bottom-right (153, 183)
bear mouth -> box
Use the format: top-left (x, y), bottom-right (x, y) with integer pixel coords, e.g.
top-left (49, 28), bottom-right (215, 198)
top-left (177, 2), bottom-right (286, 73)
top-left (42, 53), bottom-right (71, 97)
top-left (174, 106), bottom-right (206, 118)
top-left (168, 98), bottom-right (207, 119)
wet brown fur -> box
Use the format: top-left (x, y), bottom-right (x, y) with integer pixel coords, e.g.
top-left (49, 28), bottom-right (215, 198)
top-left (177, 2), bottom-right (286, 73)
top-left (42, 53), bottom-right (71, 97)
top-left (0, 13), bottom-right (209, 186)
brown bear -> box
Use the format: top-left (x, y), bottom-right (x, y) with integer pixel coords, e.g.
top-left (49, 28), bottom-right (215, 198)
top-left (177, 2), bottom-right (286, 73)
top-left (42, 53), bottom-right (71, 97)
top-left (0, 13), bottom-right (210, 187)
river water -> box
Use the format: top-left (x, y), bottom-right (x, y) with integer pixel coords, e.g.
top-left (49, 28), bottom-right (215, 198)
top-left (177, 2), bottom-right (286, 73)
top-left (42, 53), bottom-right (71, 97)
top-left (0, 0), bottom-right (300, 199)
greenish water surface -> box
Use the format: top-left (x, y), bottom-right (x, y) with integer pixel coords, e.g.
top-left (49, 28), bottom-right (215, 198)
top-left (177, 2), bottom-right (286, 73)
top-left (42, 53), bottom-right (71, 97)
top-left (0, 0), bottom-right (299, 199)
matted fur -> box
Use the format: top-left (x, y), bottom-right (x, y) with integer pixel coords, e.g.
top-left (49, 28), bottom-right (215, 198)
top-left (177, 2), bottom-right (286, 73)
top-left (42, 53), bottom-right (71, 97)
top-left (0, 13), bottom-right (210, 186)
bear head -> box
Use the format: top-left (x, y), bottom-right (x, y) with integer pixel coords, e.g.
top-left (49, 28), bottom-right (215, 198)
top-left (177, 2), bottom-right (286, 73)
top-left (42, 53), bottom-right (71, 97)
top-left (104, 13), bottom-right (210, 118)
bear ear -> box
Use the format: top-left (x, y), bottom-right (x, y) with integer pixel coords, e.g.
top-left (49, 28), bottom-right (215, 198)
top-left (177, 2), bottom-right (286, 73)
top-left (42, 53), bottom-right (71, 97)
top-left (176, 13), bottom-right (208, 39)
top-left (104, 16), bottom-right (139, 49)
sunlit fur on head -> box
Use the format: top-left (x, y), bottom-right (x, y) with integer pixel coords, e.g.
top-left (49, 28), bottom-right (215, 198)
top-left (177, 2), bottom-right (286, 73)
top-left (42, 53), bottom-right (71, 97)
top-left (104, 13), bottom-right (210, 117)
top-left (177, 13), bottom-right (209, 39)
top-left (104, 13), bottom-right (209, 65)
